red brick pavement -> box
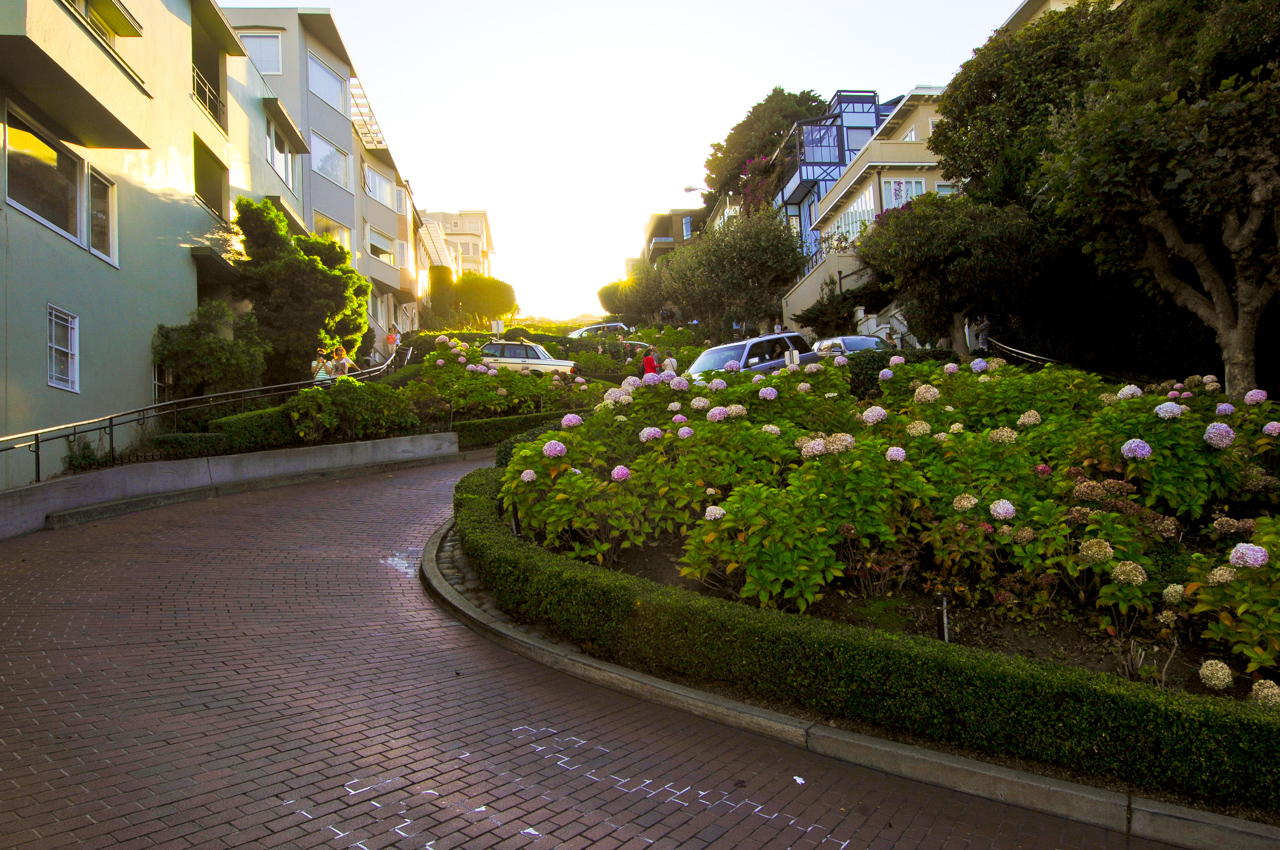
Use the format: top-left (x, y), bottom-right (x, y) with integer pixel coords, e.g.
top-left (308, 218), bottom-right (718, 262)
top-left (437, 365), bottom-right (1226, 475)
top-left (0, 458), bottom-right (1178, 849)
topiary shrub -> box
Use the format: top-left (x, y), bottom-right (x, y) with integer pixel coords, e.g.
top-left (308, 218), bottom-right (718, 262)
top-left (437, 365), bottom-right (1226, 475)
top-left (208, 407), bottom-right (297, 453)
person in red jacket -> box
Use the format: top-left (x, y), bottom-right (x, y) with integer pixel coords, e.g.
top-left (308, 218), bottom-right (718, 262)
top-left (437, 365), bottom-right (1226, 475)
top-left (642, 348), bottom-right (660, 375)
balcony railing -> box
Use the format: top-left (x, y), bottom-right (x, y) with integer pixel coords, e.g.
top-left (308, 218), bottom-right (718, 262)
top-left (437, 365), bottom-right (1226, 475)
top-left (192, 64), bottom-right (225, 127)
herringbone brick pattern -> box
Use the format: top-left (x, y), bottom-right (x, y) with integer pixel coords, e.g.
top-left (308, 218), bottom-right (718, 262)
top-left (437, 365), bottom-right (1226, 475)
top-left (0, 459), bottom-right (1175, 849)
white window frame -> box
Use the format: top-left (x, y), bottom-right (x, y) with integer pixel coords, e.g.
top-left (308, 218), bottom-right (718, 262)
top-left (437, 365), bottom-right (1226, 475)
top-left (3, 102), bottom-right (85, 247)
top-left (312, 208), bottom-right (351, 251)
top-left (902, 125), bottom-right (916, 142)
top-left (266, 121), bottom-right (295, 190)
top-left (240, 32), bottom-right (282, 75)
top-left (309, 131), bottom-right (350, 190)
top-left (935, 182), bottom-right (957, 196)
top-left (366, 224), bottom-right (396, 267)
top-left (883, 178), bottom-right (925, 210)
top-left (362, 163), bottom-right (395, 209)
top-left (929, 117), bottom-right (941, 134)
top-left (307, 52), bottom-right (346, 114)
top-left (87, 167), bottom-right (117, 265)
top-left (47, 304), bottom-right (79, 393)
top-left (394, 186), bottom-right (406, 215)
top-left (395, 239), bottom-right (407, 269)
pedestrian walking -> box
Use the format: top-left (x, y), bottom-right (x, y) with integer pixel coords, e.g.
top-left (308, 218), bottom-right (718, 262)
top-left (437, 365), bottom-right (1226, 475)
top-left (661, 351), bottom-right (678, 374)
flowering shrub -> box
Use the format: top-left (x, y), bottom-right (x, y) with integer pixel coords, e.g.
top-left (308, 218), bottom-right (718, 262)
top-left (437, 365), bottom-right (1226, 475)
top-left (496, 355), bottom-right (1280, 675)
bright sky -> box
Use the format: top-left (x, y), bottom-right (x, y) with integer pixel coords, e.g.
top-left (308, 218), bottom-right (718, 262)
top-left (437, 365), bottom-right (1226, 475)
top-left (234, 0), bottom-right (1021, 320)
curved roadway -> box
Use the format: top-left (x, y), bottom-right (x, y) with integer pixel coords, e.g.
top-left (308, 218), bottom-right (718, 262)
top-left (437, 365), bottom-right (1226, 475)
top-left (0, 458), bottom-right (1174, 849)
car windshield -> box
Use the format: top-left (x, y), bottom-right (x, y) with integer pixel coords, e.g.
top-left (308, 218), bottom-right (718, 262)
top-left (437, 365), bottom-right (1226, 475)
top-left (689, 346), bottom-right (745, 373)
top-left (530, 344), bottom-right (552, 360)
top-left (842, 337), bottom-right (890, 351)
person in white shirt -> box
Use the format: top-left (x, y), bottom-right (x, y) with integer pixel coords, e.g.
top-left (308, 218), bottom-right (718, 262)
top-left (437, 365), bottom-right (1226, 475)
top-left (661, 352), bottom-right (678, 373)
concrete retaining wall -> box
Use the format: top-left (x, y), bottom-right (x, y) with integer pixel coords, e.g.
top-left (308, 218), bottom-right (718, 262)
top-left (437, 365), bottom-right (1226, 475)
top-left (0, 432), bottom-right (459, 540)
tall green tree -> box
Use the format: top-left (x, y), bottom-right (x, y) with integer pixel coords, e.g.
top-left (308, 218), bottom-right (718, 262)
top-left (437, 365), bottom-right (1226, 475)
top-left (428, 265), bottom-right (457, 316)
top-left (857, 194), bottom-right (1040, 355)
top-left (1042, 0), bottom-right (1280, 395)
top-left (702, 87), bottom-right (826, 212)
top-left (662, 210), bottom-right (807, 338)
top-left (455, 272), bottom-right (517, 324)
top-left (152, 301), bottom-right (269, 398)
top-left (232, 198), bottom-right (370, 383)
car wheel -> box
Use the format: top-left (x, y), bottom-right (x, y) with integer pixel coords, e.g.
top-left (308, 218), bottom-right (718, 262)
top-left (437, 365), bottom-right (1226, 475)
top-left (530, 370), bottom-right (544, 377)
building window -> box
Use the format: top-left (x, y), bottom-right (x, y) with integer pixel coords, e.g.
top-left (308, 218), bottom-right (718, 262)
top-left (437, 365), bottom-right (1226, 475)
top-left (682, 216), bottom-right (692, 241)
top-left (88, 169), bottom-right (115, 262)
top-left (363, 164), bottom-right (394, 209)
top-left (367, 225), bottom-right (395, 265)
top-left (801, 125), bottom-right (840, 163)
top-left (394, 186), bottom-right (406, 215)
top-left (845, 127), bottom-right (872, 154)
top-left (193, 135), bottom-right (228, 219)
top-left (395, 240), bottom-right (408, 270)
top-left (829, 184), bottom-right (876, 243)
top-left (313, 210), bottom-right (350, 251)
top-left (935, 182), bottom-right (957, 196)
top-left (241, 33), bottom-right (281, 74)
top-left (267, 122), bottom-right (295, 190)
top-left (4, 107), bottom-right (82, 241)
top-left (48, 304), bottom-right (79, 393)
top-left (310, 132), bottom-right (349, 189)
top-left (929, 117), bottom-right (941, 134)
top-left (308, 53), bottom-right (346, 113)
top-left (902, 126), bottom-right (916, 142)
top-left (883, 178), bottom-right (925, 210)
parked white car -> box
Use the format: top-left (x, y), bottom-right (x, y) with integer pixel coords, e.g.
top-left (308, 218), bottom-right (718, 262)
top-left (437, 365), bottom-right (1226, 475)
top-left (479, 341), bottom-right (579, 376)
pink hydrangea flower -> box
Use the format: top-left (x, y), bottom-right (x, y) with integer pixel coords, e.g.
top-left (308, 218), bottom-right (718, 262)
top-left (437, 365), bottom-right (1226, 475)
top-left (786, 364), bottom-right (801, 373)
top-left (691, 397), bottom-right (710, 410)
top-left (488, 369), bottom-right (498, 376)
top-left (575, 377), bottom-right (586, 384)
top-left (435, 335), bottom-right (449, 345)
top-left (1229, 543), bottom-right (1269, 568)
top-left (542, 440), bottom-right (567, 458)
top-left (436, 359), bottom-right (445, 366)
top-left (889, 355), bottom-right (905, 366)
top-left (1216, 403), bottom-right (1235, 415)
top-left (885, 446), bottom-right (906, 462)
top-left (520, 469), bottom-right (537, 483)
top-left (797, 382), bottom-right (812, 393)
top-left (707, 406), bottom-right (728, 422)
top-left (1034, 464), bottom-right (1052, 477)
top-left (1167, 391), bottom-right (1180, 399)
top-left (990, 499), bottom-right (1016, 520)
top-left (660, 371), bottom-right (676, 383)
top-left (708, 378), bottom-right (728, 391)
top-left (1155, 402), bottom-right (1183, 419)
top-left (724, 360), bottom-right (742, 372)
top-left (671, 377), bottom-right (690, 391)
top-left (971, 359), bottom-right (988, 373)
top-left (678, 426), bottom-right (694, 439)
top-left (879, 369), bottom-right (894, 380)
top-left (862, 406), bottom-right (887, 425)
top-left (1204, 422), bottom-right (1236, 449)
top-left (833, 355), bottom-right (848, 366)
top-left (561, 414), bottom-right (583, 428)
top-left (705, 505), bottom-right (726, 521)
top-left (752, 374), bottom-right (765, 384)
top-left (672, 414), bottom-right (688, 424)
top-left (639, 426), bottom-right (663, 442)
top-left (761, 424), bottom-right (780, 435)
top-left (637, 372), bottom-right (657, 386)
top-left (1263, 421), bottom-right (1280, 437)
top-left (1174, 383), bottom-right (1184, 390)
top-left (944, 363), bottom-right (959, 374)
top-left (805, 363), bottom-right (823, 374)
top-left (1245, 389), bottom-right (1269, 405)
top-left (458, 356), bottom-right (467, 364)
top-left (1181, 392), bottom-right (1193, 398)
top-left (611, 466), bottom-right (631, 482)
top-left (458, 342), bottom-right (469, 350)
top-left (1121, 439), bottom-right (1152, 460)
top-left (759, 387), bottom-right (778, 400)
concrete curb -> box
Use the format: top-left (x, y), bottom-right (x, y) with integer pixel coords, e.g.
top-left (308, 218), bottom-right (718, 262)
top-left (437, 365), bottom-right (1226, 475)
top-left (43, 448), bottom-right (495, 533)
top-left (421, 519), bottom-right (1280, 850)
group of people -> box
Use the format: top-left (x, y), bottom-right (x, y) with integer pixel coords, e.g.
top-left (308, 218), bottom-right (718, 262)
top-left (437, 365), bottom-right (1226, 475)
top-left (641, 348), bottom-right (678, 375)
top-left (311, 346), bottom-right (357, 383)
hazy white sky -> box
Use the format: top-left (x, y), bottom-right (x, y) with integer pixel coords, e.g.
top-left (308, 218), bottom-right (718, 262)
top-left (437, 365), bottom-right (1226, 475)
top-left (234, 0), bottom-right (1021, 319)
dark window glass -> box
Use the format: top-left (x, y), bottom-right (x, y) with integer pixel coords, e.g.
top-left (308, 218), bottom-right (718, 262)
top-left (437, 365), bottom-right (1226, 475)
top-left (6, 113), bottom-right (79, 237)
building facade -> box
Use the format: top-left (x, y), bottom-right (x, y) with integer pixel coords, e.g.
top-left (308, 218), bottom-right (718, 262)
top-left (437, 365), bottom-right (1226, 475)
top-left (421, 211), bottom-right (493, 278)
top-left (634, 207), bottom-right (705, 267)
top-left (0, 0), bottom-right (310, 487)
top-left (782, 86), bottom-right (950, 341)
top-left (224, 7), bottom-right (427, 362)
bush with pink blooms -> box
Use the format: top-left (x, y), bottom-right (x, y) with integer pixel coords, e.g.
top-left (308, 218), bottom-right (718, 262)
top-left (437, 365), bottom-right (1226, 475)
top-left (497, 353), bottom-right (1280, 675)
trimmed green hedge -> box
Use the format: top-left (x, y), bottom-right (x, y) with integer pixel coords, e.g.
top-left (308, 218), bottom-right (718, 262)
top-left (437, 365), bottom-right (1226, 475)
top-left (148, 432), bottom-right (230, 459)
top-left (208, 407), bottom-right (297, 453)
top-left (455, 410), bottom-right (567, 450)
top-left (454, 467), bottom-right (1280, 810)
top-left (495, 420), bottom-right (564, 469)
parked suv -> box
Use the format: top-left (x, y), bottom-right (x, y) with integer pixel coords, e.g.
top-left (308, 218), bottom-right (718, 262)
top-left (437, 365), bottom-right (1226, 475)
top-left (813, 335), bottom-right (895, 357)
top-left (688, 332), bottom-right (819, 378)
top-left (479, 341), bottom-right (579, 375)
top-left (568, 322), bottom-right (630, 338)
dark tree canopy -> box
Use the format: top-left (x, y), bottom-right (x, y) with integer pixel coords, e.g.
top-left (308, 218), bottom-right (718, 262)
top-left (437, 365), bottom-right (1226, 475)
top-left (455, 273), bottom-right (517, 324)
top-left (428, 265), bottom-right (457, 316)
top-left (702, 87), bottom-right (826, 212)
top-left (152, 300), bottom-right (269, 398)
top-left (232, 197), bottom-right (370, 383)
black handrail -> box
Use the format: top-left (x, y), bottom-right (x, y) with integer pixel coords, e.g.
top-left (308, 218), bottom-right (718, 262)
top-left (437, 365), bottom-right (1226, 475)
top-left (988, 338), bottom-right (1158, 387)
top-left (1, 347), bottom-right (412, 484)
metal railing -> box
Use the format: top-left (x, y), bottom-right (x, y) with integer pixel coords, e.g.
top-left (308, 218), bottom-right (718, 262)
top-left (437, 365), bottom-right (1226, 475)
top-left (988, 338), bottom-right (1156, 386)
top-left (0, 347), bottom-right (412, 485)
top-left (192, 65), bottom-right (225, 126)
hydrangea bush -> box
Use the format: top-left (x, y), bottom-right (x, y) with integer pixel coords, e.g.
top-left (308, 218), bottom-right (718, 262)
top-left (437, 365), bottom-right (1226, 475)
top-left (498, 356), bottom-right (1280, 685)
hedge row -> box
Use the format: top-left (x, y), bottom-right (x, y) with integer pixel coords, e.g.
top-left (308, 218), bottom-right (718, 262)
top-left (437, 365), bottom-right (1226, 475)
top-left (847, 349), bottom-right (956, 398)
top-left (494, 420), bottom-right (565, 469)
top-left (455, 410), bottom-right (567, 450)
top-left (453, 466), bottom-right (1280, 810)
top-left (147, 432), bottom-right (230, 459)
top-left (208, 407), bottom-right (297, 453)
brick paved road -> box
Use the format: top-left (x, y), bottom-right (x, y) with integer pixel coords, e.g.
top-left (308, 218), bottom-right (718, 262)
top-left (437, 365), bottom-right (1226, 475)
top-left (0, 459), bottom-right (1176, 850)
